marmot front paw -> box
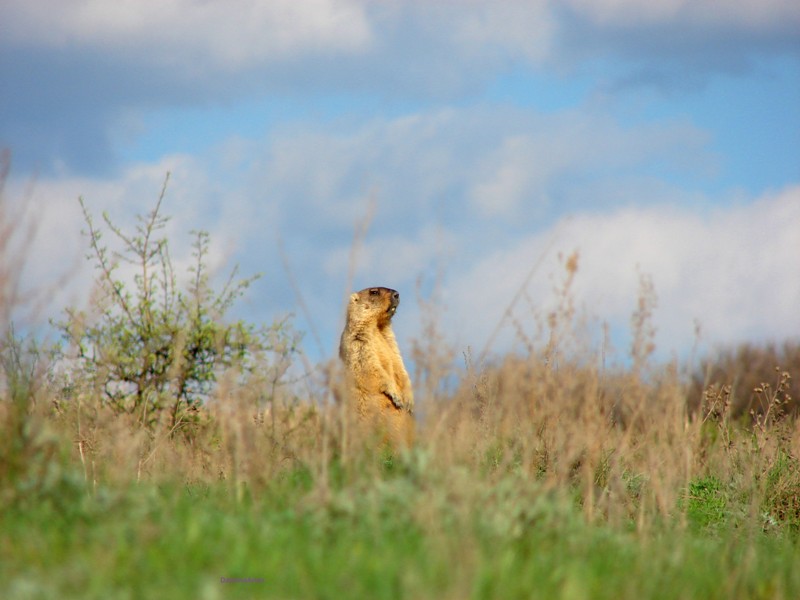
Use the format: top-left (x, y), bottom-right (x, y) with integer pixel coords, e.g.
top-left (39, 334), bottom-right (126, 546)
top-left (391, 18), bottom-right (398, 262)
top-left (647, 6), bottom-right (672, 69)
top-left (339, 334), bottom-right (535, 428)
top-left (383, 390), bottom-right (405, 410)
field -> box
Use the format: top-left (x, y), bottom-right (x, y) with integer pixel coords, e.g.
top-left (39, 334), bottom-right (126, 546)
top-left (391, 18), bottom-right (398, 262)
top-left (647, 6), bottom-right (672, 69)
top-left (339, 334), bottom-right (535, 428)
top-left (3, 330), bottom-right (799, 599)
top-left (1, 182), bottom-right (799, 599)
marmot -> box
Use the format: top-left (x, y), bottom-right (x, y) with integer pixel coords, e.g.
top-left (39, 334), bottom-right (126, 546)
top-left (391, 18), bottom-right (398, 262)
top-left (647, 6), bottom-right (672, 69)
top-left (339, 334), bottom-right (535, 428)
top-left (339, 286), bottom-right (414, 447)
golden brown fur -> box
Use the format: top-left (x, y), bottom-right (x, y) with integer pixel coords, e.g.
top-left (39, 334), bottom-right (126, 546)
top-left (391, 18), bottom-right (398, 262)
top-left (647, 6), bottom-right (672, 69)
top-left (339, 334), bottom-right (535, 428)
top-left (339, 286), bottom-right (414, 448)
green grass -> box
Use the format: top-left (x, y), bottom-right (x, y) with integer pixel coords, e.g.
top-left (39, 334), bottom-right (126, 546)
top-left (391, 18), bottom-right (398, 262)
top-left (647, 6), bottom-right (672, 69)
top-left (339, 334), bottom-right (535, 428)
top-left (3, 165), bottom-right (800, 599)
top-left (2, 455), bottom-right (798, 600)
top-left (4, 179), bottom-right (799, 598)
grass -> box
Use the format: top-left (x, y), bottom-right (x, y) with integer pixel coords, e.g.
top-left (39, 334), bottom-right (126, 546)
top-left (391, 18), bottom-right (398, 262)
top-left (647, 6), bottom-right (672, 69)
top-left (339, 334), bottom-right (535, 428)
top-left (2, 454), bottom-right (798, 600)
top-left (2, 306), bottom-right (799, 600)
top-left (1, 172), bottom-right (799, 598)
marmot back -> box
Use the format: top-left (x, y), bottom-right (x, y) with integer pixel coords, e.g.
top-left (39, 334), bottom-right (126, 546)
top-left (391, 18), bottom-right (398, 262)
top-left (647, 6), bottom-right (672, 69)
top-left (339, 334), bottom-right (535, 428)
top-left (339, 286), bottom-right (414, 447)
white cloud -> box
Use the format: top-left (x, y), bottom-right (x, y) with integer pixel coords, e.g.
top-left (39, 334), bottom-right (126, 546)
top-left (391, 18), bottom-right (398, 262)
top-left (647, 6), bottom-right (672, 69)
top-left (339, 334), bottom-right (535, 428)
top-left (445, 186), bottom-right (800, 359)
top-left (2, 0), bottom-right (372, 70)
top-left (322, 225), bottom-right (458, 287)
top-left (3, 0), bottom-right (795, 177)
top-left (218, 113), bottom-right (714, 358)
top-left (436, 1), bottom-right (556, 64)
top-left (248, 107), bottom-right (713, 234)
top-left (469, 135), bottom-right (545, 218)
top-left (226, 105), bottom-right (726, 359)
top-left (13, 153), bottom-right (246, 319)
top-left (9, 101), bottom-right (797, 363)
top-left (562, 0), bottom-right (800, 29)
top-left (5, 0), bottom-right (792, 94)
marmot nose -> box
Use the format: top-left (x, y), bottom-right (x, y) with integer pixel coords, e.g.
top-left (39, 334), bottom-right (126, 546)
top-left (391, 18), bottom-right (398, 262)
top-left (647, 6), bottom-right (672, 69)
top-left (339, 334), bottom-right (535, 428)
top-left (391, 290), bottom-right (399, 301)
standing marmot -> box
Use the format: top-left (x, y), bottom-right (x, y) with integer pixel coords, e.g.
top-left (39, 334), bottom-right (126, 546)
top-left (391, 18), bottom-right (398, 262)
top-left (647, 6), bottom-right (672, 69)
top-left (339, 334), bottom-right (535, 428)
top-left (339, 286), bottom-right (414, 447)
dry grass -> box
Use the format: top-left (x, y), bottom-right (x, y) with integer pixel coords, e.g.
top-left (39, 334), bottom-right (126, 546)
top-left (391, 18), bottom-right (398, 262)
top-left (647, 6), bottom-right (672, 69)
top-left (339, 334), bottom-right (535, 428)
top-left (8, 249), bottom-right (790, 541)
top-left (2, 168), bottom-right (799, 597)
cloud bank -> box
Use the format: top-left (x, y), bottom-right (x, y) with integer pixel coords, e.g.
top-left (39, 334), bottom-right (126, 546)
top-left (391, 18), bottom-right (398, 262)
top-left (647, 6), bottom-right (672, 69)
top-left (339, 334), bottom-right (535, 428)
top-left (13, 101), bottom-right (797, 362)
top-left (446, 185), bottom-right (800, 359)
top-left (2, 0), bottom-right (797, 173)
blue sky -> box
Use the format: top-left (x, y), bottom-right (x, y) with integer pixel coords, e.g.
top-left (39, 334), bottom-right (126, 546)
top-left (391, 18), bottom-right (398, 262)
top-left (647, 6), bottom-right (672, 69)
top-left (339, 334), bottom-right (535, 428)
top-left (2, 0), bottom-right (799, 368)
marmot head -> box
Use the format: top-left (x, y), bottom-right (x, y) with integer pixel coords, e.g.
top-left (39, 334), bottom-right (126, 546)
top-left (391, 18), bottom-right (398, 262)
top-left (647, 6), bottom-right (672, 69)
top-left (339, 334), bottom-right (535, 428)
top-left (347, 286), bottom-right (400, 330)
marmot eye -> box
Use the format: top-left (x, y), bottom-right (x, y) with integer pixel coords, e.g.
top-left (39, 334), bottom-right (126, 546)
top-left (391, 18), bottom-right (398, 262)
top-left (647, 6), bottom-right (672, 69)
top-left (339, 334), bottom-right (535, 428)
top-left (369, 288), bottom-right (380, 296)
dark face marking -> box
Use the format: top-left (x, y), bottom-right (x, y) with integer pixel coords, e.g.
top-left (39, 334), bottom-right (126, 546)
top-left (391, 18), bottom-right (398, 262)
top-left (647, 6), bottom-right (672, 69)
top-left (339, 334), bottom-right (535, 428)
top-left (357, 286), bottom-right (400, 320)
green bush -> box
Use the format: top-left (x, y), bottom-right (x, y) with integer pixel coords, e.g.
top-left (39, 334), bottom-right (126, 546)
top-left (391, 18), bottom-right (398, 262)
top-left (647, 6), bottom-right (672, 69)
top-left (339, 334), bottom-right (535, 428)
top-left (54, 175), bottom-right (299, 430)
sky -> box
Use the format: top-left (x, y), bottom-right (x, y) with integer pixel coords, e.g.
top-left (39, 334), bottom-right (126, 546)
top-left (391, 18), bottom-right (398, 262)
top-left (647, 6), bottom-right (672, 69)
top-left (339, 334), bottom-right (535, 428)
top-left (1, 0), bottom-right (799, 371)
